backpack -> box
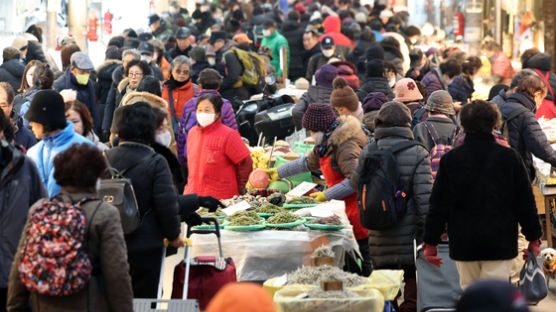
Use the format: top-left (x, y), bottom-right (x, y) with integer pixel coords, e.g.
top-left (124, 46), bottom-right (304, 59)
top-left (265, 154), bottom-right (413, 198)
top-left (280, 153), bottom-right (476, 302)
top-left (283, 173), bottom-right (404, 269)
top-left (19, 195), bottom-right (101, 296)
top-left (500, 105), bottom-right (529, 145)
top-left (230, 48), bottom-right (265, 87)
top-left (99, 151), bottom-right (155, 235)
top-left (410, 107), bottom-right (428, 129)
top-left (357, 140), bottom-right (425, 230)
top-left (423, 121), bottom-right (459, 179)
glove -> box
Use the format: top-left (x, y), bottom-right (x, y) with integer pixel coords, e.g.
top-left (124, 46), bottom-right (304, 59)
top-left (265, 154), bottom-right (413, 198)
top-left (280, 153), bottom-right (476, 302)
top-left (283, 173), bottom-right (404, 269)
top-left (184, 212), bottom-right (203, 227)
top-left (522, 239), bottom-right (542, 261)
top-left (264, 168), bottom-right (280, 183)
top-left (199, 196), bottom-right (224, 212)
top-left (309, 191), bottom-right (327, 202)
top-left (423, 243), bottom-right (443, 268)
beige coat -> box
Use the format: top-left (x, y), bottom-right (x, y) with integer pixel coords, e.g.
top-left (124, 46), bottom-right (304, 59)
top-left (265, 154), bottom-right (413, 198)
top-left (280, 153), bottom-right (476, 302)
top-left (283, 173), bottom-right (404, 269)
top-left (7, 189), bottom-right (133, 312)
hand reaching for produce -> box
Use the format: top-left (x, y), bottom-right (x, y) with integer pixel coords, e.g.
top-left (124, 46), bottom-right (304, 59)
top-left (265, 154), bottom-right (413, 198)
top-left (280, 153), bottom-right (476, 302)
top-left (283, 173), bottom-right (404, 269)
top-left (309, 191), bottom-right (327, 202)
top-left (198, 196), bottom-right (224, 212)
top-left (265, 168), bottom-right (280, 183)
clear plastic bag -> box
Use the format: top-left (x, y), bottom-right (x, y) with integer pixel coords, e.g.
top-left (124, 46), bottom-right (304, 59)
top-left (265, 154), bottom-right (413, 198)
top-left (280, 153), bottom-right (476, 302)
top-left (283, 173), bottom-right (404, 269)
top-left (274, 287), bottom-right (384, 312)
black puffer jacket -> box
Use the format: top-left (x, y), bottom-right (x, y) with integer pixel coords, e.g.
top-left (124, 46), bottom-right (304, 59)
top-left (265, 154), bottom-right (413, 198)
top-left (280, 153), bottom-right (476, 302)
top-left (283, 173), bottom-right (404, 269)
top-left (292, 85), bottom-right (333, 129)
top-left (0, 59), bottom-right (25, 91)
top-left (281, 20), bottom-right (305, 81)
top-left (381, 43), bottom-right (404, 75)
top-left (448, 75), bottom-right (474, 104)
top-left (525, 53), bottom-right (556, 102)
top-left (105, 142), bottom-right (181, 252)
top-left (102, 65), bottom-right (125, 131)
top-left (500, 92), bottom-right (556, 180)
top-left (424, 133), bottom-right (542, 261)
top-left (356, 77), bottom-right (395, 101)
top-left (95, 60), bottom-right (122, 105)
top-left (25, 40), bottom-right (47, 64)
top-left (351, 126), bottom-right (432, 268)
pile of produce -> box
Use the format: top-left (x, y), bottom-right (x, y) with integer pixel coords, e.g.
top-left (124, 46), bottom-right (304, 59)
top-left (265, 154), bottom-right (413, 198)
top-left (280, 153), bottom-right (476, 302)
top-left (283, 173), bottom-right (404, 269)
top-left (286, 196), bottom-right (320, 205)
top-left (307, 215), bottom-right (342, 225)
top-left (287, 265), bottom-right (367, 287)
top-left (254, 203), bottom-right (284, 214)
top-left (267, 212), bottom-right (302, 224)
top-left (249, 169), bottom-right (270, 189)
top-left (222, 194), bottom-right (268, 207)
top-left (307, 288), bottom-right (360, 299)
top-left (197, 207), bottom-right (227, 218)
top-left (311, 245), bottom-right (335, 258)
top-left (267, 192), bottom-right (286, 206)
top-left (227, 210), bottom-right (262, 226)
top-left (250, 147), bottom-right (271, 169)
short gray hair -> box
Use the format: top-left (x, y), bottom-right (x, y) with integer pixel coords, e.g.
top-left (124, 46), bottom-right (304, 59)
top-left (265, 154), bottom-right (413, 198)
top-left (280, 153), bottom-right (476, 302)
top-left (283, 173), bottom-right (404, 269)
top-left (171, 55), bottom-right (191, 71)
top-left (122, 49), bottom-right (141, 61)
top-left (510, 68), bottom-right (537, 89)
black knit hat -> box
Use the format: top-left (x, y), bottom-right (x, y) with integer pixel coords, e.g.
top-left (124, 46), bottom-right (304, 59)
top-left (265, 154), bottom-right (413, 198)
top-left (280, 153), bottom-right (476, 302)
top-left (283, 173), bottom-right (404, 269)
top-left (148, 14), bottom-right (161, 26)
top-left (24, 90), bottom-right (66, 130)
top-left (302, 103), bottom-right (337, 132)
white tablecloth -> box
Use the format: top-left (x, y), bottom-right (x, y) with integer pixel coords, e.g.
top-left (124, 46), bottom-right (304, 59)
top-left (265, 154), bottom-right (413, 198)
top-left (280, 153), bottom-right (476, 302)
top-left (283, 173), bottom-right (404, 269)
top-left (190, 200), bottom-right (359, 281)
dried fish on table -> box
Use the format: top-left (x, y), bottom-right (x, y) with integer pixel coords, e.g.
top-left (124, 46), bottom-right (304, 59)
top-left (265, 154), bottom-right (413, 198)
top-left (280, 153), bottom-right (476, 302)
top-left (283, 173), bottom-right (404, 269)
top-left (307, 288), bottom-right (360, 299)
top-left (307, 215), bottom-right (342, 225)
top-left (311, 245), bottom-right (335, 258)
top-left (287, 265), bottom-right (367, 287)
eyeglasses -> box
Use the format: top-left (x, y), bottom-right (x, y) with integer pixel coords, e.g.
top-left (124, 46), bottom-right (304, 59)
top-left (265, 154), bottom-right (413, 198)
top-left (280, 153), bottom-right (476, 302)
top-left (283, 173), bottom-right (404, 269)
top-left (128, 72), bottom-right (143, 78)
top-left (174, 69), bottom-right (190, 75)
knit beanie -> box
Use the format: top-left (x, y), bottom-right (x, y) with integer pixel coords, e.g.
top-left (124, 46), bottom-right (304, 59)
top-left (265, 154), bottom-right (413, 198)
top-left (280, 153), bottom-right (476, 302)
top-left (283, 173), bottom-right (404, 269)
top-left (362, 92), bottom-right (389, 113)
top-left (425, 90), bottom-right (455, 116)
top-left (302, 103), bottom-right (337, 132)
top-left (314, 64), bottom-right (337, 88)
top-left (375, 101), bottom-right (412, 128)
top-left (393, 78), bottom-right (423, 103)
top-left (189, 46), bottom-right (207, 62)
top-left (24, 90), bottom-right (67, 130)
top-left (365, 43), bottom-right (385, 62)
top-left (365, 59), bottom-right (385, 78)
top-left (295, 77), bottom-right (309, 90)
top-left (330, 77), bottom-right (359, 111)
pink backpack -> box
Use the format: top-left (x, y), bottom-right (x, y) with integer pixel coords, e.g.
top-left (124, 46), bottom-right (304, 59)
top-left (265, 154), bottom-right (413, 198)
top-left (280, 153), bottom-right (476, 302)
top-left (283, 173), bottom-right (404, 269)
top-left (423, 121), bottom-right (459, 180)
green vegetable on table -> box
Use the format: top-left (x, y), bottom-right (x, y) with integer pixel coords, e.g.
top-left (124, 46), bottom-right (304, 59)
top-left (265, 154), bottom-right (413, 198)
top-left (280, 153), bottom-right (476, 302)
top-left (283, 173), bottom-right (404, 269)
top-left (227, 210), bottom-right (261, 226)
top-left (286, 196), bottom-right (320, 205)
top-left (266, 212), bottom-right (302, 224)
top-left (197, 207), bottom-right (227, 217)
top-left (255, 203), bottom-right (284, 214)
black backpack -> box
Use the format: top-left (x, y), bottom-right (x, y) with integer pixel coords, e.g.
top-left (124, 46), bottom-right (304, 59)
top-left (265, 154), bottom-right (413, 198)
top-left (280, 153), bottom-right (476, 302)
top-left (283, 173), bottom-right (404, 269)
top-left (500, 105), bottom-right (529, 145)
top-left (356, 140), bottom-right (424, 230)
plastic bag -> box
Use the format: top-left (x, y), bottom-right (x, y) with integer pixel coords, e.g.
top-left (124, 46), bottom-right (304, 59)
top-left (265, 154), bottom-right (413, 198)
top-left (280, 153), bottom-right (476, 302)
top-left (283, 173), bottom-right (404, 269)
top-left (352, 270), bottom-right (404, 301)
top-left (519, 250), bottom-right (548, 303)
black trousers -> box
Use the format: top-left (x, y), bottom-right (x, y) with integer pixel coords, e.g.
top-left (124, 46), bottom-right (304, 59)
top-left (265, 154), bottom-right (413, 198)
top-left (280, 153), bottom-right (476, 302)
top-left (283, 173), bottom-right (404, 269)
top-left (128, 247), bottom-right (164, 298)
top-left (0, 287), bottom-right (6, 312)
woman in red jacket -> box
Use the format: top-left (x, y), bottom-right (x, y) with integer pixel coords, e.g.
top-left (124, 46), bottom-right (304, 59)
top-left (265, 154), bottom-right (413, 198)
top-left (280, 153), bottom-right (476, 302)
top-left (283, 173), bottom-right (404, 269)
top-left (184, 93), bottom-right (252, 199)
top-left (162, 55), bottom-right (198, 120)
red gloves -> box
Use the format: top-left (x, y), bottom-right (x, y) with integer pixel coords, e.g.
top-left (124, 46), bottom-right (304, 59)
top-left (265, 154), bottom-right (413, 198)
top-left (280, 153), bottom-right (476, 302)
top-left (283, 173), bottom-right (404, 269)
top-left (423, 243), bottom-right (443, 268)
top-left (522, 239), bottom-right (542, 261)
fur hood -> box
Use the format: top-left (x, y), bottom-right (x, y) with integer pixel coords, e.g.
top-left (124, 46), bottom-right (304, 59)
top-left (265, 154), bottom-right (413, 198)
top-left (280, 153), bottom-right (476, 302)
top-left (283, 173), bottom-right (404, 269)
top-left (96, 59), bottom-right (122, 74)
top-left (121, 91), bottom-right (169, 110)
top-left (329, 115), bottom-right (367, 147)
top-left (117, 77), bottom-right (130, 93)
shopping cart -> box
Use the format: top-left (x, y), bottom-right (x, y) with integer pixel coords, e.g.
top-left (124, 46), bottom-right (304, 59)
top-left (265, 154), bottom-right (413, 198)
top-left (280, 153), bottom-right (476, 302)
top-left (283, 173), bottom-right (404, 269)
top-left (133, 237), bottom-right (199, 311)
top-left (414, 240), bottom-right (462, 312)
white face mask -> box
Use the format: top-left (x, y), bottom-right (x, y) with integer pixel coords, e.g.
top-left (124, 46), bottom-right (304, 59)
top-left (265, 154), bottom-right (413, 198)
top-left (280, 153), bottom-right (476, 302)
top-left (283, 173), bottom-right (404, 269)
top-left (262, 29), bottom-right (272, 37)
top-left (141, 55), bottom-right (152, 63)
top-left (389, 77), bottom-right (397, 88)
top-left (312, 131), bottom-right (325, 144)
top-left (155, 130), bottom-right (172, 147)
top-left (207, 58), bottom-right (216, 66)
top-left (197, 112), bottom-right (216, 127)
top-left (410, 37), bottom-right (418, 45)
top-left (95, 179), bottom-right (101, 191)
top-left (322, 49), bottom-right (334, 58)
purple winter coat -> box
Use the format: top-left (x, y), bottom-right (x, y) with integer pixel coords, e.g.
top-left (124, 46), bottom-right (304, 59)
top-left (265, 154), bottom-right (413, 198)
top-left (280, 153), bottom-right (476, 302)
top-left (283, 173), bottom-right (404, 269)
top-left (421, 67), bottom-right (445, 96)
top-left (177, 89), bottom-right (238, 163)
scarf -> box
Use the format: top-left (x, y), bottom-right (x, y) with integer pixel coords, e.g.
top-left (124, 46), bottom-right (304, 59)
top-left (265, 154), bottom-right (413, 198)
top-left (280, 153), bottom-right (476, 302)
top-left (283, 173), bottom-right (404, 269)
top-left (167, 75), bottom-right (189, 89)
top-left (315, 119), bottom-right (340, 158)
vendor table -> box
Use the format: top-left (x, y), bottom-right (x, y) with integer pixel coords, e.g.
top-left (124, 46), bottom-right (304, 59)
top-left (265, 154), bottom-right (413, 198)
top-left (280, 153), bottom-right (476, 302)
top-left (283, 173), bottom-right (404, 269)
top-left (190, 200), bottom-right (359, 281)
top-left (536, 184), bottom-right (556, 248)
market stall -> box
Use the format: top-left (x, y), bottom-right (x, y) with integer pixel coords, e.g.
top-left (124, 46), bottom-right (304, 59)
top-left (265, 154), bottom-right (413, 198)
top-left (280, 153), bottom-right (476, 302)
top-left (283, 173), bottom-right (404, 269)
top-left (190, 200), bottom-right (359, 282)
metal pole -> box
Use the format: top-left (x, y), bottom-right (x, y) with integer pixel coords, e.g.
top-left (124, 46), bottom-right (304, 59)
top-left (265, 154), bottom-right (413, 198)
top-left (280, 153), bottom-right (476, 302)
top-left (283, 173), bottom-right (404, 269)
top-left (495, 0), bottom-right (502, 46)
top-left (68, 0), bottom-right (88, 51)
top-left (46, 0), bottom-right (58, 50)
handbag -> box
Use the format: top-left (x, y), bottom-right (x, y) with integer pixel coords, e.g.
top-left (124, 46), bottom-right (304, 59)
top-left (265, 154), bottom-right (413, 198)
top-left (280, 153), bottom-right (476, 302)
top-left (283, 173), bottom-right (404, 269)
top-left (518, 250), bottom-right (548, 303)
top-left (99, 151), bottom-right (154, 235)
